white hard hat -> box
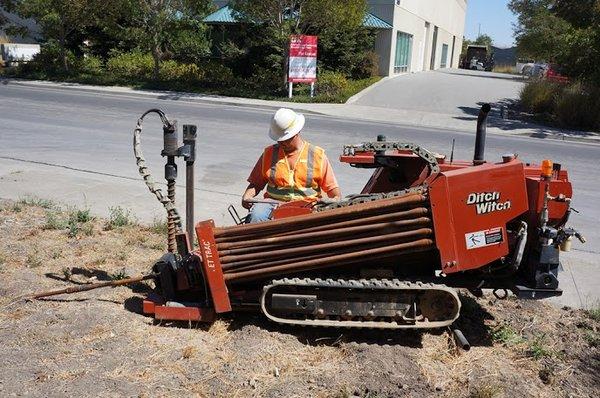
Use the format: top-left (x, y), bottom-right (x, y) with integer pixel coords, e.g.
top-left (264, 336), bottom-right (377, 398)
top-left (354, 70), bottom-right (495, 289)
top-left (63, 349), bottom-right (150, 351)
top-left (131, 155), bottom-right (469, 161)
top-left (269, 108), bottom-right (305, 142)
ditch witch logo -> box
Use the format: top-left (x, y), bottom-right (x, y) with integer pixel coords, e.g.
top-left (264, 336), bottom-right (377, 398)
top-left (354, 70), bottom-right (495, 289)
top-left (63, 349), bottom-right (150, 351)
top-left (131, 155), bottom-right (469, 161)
top-left (467, 192), bottom-right (511, 215)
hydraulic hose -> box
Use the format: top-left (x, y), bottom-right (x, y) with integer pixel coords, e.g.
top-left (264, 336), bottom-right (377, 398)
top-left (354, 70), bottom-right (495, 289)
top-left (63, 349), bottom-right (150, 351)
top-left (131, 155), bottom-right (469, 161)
top-left (133, 109), bottom-right (183, 251)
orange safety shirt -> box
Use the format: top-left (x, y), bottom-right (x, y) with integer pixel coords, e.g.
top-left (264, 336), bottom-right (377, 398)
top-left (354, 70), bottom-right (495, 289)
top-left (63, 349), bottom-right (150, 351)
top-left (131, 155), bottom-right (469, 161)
top-left (247, 142), bottom-right (339, 201)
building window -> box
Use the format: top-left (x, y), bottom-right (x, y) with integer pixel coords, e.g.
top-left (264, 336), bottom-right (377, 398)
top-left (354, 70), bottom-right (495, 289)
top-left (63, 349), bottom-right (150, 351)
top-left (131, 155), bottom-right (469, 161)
top-left (394, 31), bottom-right (413, 73)
top-left (441, 44), bottom-right (449, 68)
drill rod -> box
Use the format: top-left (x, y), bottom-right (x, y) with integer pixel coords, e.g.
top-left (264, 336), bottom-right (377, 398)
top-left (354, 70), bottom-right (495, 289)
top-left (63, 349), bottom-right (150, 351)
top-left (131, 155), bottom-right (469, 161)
top-left (27, 274), bottom-right (157, 300)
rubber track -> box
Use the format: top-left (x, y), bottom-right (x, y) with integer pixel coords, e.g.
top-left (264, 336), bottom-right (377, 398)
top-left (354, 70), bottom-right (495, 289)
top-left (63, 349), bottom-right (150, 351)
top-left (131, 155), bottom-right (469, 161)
top-left (260, 278), bottom-right (461, 329)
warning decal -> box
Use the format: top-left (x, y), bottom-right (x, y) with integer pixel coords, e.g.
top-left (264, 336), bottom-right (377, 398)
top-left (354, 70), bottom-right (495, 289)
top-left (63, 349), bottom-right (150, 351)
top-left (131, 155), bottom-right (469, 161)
top-left (465, 227), bottom-right (504, 250)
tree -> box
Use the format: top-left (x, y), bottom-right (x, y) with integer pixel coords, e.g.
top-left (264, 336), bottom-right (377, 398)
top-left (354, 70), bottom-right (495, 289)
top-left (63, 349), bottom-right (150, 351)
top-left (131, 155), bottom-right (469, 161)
top-left (508, 0), bottom-right (600, 83)
top-left (229, 0), bottom-right (372, 84)
top-left (474, 33), bottom-right (493, 47)
top-left (125, 0), bottom-right (212, 80)
top-left (0, 0), bottom-right (111, 71)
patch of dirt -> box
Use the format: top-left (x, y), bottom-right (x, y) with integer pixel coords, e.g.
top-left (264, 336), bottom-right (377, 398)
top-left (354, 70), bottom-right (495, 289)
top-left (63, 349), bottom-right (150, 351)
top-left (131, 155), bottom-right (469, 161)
top-left (0, 201), bottom-right (598, 397)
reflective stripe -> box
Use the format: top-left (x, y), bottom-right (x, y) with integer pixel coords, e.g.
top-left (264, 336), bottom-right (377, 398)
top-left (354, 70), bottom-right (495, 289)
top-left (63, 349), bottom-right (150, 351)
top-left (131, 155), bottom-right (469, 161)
top-left (305, 144), bottom-right (314, 188)
top-left (269, 144), bottom-right (279, 182)
top-left (267, 184), bottom-right (320, 201)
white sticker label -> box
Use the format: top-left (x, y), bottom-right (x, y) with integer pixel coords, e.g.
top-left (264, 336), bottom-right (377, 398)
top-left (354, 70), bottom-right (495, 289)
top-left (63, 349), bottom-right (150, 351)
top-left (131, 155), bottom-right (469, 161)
top-left (465, 227), bottom-right (503, 250)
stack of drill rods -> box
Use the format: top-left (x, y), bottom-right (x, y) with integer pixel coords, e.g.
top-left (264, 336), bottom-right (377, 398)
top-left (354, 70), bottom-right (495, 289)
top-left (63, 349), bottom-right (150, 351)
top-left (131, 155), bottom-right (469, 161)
top-left (213, 193), bottom-right (427, 242)
top-left (210, 193), bottom-right (432, 284)
top-left (217, 207), bottom-right (429, 257)
top-left (217, 216), bottom-right (431, 252)
top-left (224, 239), bottom-right (435, 283)
top-left (221, 227), bottom-right (433, 272)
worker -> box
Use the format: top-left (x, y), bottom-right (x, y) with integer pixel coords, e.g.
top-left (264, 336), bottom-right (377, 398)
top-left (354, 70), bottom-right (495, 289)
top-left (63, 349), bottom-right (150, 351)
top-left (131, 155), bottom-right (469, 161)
top-left (242, 108), bottom-right (341, 223)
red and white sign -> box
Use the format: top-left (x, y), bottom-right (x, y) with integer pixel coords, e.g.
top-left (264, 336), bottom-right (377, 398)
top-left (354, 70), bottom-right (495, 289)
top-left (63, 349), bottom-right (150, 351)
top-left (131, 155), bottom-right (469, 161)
top-left (288, 35), bottom-right (318, 83)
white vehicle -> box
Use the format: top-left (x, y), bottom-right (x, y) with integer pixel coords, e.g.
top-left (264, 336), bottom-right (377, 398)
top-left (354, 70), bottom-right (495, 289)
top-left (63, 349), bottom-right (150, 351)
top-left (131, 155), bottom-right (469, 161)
top-left (0, 43), bottom-right (40, 66)
top-left (516, 59), bottom-right (535, 75)
top-left (469, 57), bottom-right (485, 71)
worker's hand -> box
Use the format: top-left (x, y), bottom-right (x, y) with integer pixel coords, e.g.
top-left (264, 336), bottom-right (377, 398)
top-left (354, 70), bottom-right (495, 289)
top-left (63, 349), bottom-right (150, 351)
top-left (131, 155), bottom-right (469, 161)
top-left (242, 184), bottom-right (259, 210)
top-left (242, 195), bottom-right (253, 210)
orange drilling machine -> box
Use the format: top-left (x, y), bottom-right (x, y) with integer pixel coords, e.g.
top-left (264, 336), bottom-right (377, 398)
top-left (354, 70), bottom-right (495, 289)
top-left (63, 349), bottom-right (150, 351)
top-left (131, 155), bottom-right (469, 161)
top-left (126, 105), bottom-right (584, 331)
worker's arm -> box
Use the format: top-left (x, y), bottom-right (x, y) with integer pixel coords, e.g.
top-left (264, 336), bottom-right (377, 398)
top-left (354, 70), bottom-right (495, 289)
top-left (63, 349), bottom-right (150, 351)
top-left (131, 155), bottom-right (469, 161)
top-left (326, 187), bottom-right (341, 200)
top-left (242, 183), bottom-right (260, 209)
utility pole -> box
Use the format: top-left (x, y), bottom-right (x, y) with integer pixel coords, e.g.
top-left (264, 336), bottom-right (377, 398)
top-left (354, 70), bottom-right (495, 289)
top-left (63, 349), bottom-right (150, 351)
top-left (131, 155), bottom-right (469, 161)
top-left (478, 23), bottom-right (481, 37)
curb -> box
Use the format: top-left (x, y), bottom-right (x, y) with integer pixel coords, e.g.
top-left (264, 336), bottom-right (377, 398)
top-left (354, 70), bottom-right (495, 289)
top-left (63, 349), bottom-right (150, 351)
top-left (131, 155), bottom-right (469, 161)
top-left (0, 77), bottom-right (328, 116)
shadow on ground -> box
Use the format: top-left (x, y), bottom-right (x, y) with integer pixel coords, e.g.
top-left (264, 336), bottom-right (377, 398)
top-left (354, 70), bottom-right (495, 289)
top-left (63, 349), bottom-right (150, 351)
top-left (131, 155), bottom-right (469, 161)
top-left (455, 99), bottom-right (598, 138)
top-left (121, 289), bottom-right (496, 350)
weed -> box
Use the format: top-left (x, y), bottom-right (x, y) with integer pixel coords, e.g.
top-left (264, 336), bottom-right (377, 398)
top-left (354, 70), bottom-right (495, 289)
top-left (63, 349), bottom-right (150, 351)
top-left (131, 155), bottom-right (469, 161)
top-left (26, 251), bottom-right (43, 268)
top-left (117, 251), bottom-right (129, 261)
top-left (527, 334), bottom-right (553, 360)
top-left (62, 267), bottom-right (72, 280)
top-left (67, 218), bottom-right (79, 238)
top-left (491, 325), bottom-right (524, 346)
top-left (469, 384), bottom-right (503, 398)
top-left (110, 270), bottom-right (128, 280)
top-left (51, 248), bottom-right (63, 259)
top-left (150, 217), bottom-right (168, 235)
top-left (69, 208), bottom-right (93, 223)
top-left (584, 330), bottom-right (599, 348)
top-left (586, 306), bottom-right (600, 322)
top-left (80, 222), bottom-right (94, 236)
top-left (43, 211), bottom-right (67, 230)
top-left (10, 203), bottom-right (22, 213)
top-left (18, 196), bottom-right (54, 209)
top-left (105, 206), bottom-right (135, 230)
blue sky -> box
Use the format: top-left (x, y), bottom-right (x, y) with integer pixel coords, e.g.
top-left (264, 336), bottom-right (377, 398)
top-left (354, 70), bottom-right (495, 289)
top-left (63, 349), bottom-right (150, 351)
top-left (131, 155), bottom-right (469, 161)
top-left (464, 0), bottom-right (517, 48)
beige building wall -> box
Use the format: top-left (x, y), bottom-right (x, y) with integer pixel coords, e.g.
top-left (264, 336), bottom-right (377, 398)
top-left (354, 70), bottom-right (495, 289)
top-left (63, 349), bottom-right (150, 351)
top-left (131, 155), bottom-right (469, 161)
top-left (369, 0), bottom-right (467, 76)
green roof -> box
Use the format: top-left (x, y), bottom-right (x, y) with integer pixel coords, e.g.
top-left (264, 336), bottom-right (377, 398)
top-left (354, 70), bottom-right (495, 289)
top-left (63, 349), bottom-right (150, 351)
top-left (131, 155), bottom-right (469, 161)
top-left (204, 5), bottom-right (237, 23)
top-left (362, 12), bottom-right (392, 29)
top-left (204, 6), bottom-right (392, 29)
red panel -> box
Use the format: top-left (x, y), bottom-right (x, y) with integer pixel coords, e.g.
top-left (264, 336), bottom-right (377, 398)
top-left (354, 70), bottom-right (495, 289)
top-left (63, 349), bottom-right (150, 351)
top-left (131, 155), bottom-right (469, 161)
top-left (195, 220), bottom-right (232, 313)
top-left (154, 305), bottom-right (216, 322)
top-left (429, 160), bottom-right (529, 273)
top-left (271, 200), bottom-right (314, 219)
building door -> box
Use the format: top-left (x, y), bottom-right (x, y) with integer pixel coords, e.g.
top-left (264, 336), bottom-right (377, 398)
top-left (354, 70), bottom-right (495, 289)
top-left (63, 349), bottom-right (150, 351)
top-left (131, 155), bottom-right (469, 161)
top-left (441, 44), bottom-right (449, 68)
top-left (394, 31), bottom-right (413, 73)
top-left (450, 36), bottom-right (456, 67)
top-left (430, 26), bottom-right (438, 70)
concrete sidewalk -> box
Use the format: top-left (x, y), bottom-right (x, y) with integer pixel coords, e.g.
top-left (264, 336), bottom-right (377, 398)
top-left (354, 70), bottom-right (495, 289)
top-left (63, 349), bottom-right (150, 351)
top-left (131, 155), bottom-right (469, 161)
top-left (2, 77), bottom-right (599, 143)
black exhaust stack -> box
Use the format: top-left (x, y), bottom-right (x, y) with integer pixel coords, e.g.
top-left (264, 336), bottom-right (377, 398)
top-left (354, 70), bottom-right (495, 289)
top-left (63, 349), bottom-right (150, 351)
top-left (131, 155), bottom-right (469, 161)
top-left (473, 103), bottom-right (491, 165)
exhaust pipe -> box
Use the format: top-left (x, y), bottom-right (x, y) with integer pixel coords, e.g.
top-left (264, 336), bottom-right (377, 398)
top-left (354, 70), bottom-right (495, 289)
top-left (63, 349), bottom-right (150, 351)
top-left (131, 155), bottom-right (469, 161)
top-left (473, 103), bottom-right (491, 165)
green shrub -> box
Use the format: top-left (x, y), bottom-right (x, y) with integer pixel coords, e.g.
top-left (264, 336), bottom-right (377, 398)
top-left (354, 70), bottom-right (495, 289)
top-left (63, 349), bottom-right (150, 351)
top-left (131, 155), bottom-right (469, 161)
top-left (105, 206), bottom-right (136, 230)
top-left (77, 55), bottom-right (103, 75)
top-left (353, 50), bottom-right (380, 79)
top-left (159, 60), bottom-right (204, 82)
top-left (200, 60), bottom-right (235, 86)
top-left (317, 70), bottom-right (349, 100)
top-left (554, 83), bottom-right (600, 131)
top-left (520, 80), bottom-right (561, 114)
top-left (106, 51), bottom-right (154, 80)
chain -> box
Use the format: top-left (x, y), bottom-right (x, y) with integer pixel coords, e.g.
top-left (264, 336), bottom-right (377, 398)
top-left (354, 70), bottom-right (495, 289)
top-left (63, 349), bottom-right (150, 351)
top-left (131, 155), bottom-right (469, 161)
top-left (133, 110), bottom-right (182, 239)
top-left (314, 141), bottom-right (439, 211)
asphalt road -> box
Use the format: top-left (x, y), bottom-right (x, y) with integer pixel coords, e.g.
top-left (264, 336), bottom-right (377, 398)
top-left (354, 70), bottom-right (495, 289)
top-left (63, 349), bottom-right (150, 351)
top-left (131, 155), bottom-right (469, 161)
top-left (0, 82), bottom-right (598, 308)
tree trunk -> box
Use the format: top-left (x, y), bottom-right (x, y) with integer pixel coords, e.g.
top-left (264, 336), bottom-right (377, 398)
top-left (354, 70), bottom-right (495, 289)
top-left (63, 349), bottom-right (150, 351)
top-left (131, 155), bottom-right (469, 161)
top-left (59, 27), bottom-right (68, 73)
top-left (152, 47), bottom-right (160, 81)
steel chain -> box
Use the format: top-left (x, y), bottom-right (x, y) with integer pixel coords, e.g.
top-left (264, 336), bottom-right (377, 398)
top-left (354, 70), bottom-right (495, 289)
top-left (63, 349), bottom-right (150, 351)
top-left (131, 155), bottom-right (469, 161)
top-left (315, 141), bottom-right (438, 212)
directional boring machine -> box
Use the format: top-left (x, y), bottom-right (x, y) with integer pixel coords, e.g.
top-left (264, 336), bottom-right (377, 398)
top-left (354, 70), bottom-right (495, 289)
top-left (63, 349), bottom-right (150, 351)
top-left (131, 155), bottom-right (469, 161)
top-left (32, 105), bottom-right (585, 337)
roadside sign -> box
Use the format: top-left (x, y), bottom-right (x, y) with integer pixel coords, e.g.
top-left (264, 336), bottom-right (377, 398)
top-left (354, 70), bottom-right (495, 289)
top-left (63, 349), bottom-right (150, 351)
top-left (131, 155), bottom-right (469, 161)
top-left (288, 35), bottom-right (318, 83)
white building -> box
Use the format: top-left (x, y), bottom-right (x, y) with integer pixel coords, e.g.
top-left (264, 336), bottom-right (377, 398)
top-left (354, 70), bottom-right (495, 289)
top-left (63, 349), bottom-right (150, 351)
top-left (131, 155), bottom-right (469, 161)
top-left (369, 0), bottom-right (467, 76)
